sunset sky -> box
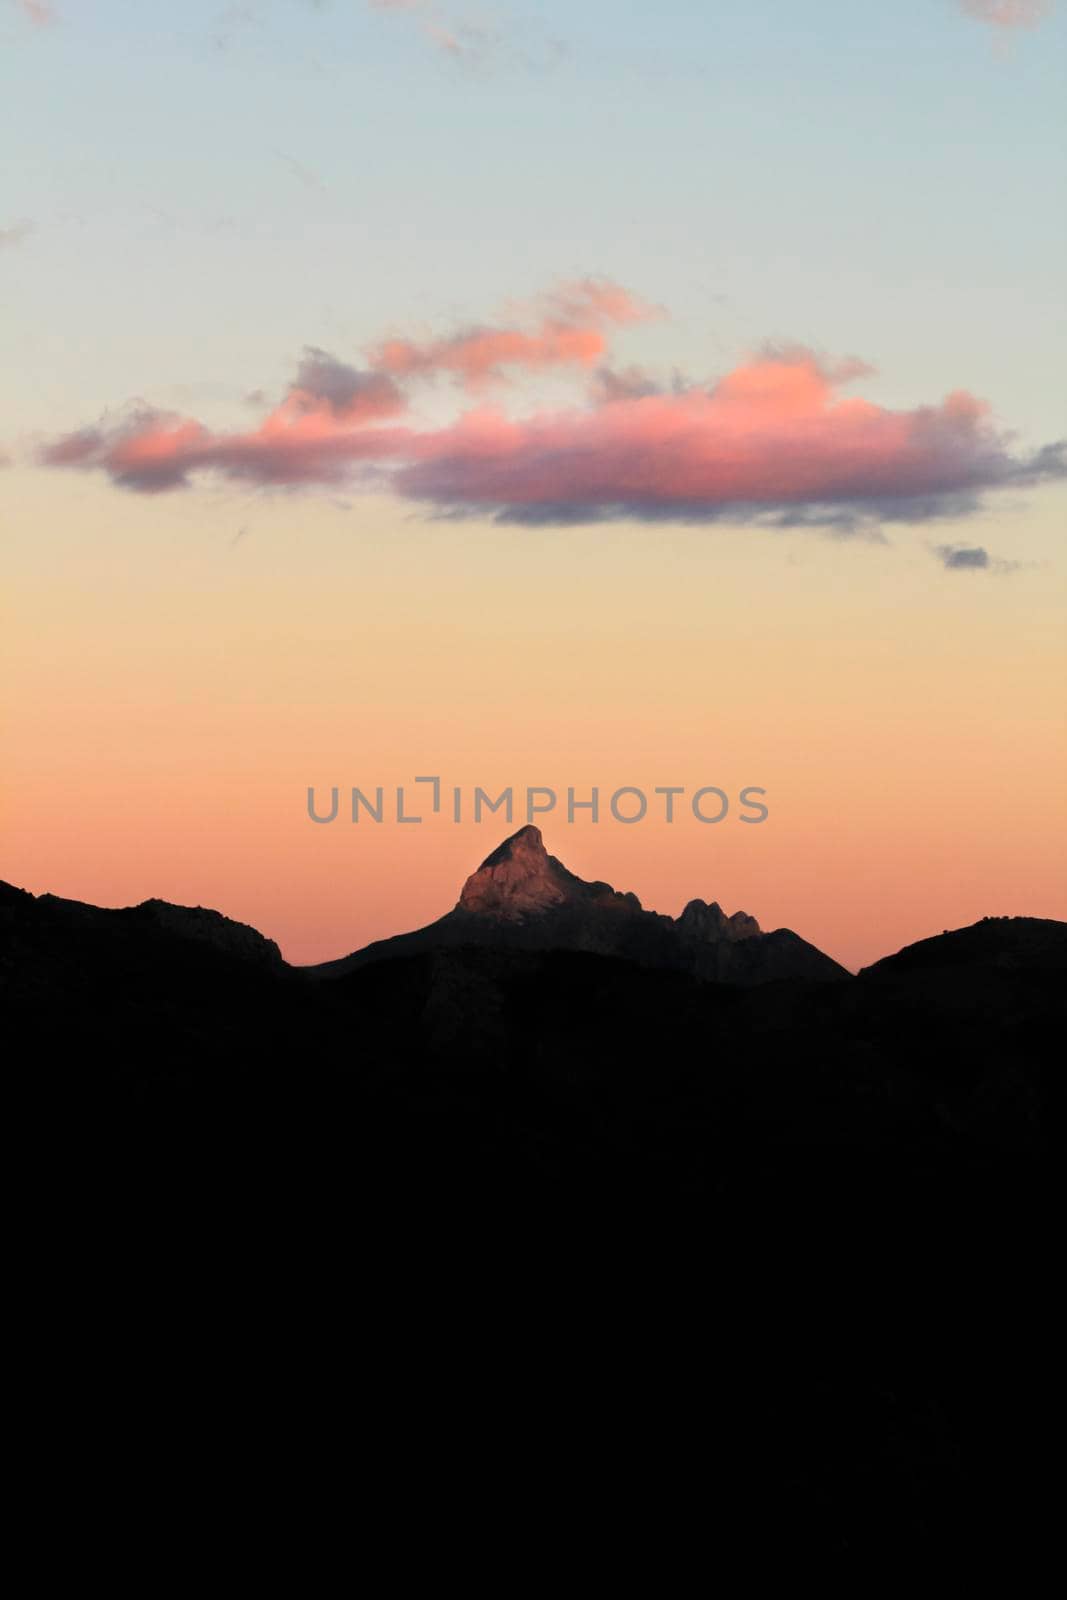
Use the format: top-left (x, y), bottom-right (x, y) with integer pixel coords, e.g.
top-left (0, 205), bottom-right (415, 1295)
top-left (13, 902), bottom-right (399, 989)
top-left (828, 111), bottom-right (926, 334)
top-left (2, 0), bottom-right (1065, 969)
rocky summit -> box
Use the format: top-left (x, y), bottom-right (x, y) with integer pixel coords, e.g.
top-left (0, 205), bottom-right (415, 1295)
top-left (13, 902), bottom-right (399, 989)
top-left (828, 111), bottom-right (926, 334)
top-left (313, 824), bottom-right (847, 984)
top-left (456, 825), bottom-right (642, 921)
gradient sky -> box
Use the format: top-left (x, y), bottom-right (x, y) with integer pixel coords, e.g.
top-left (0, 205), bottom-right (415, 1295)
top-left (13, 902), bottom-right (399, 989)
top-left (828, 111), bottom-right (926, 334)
top-left (2, 0), bottom-right (1065, 969)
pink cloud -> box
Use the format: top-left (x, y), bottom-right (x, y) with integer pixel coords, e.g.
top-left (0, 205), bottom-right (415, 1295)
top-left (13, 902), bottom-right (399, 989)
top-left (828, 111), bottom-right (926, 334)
top-left (541, 279), bottom-right (659, 328)
top-left (392, 355), bottom-right (1062, 525)
top-left (16, 0), bottom-right (56, 24)
top-left (41, 406), bottom-right (410, 494)
top-left (370, 278), bottom-right (659, 386)
top-left (368, 0), bottom-right (499, 65)
top-left (40, 350), bottom-right (407, 492)
top-left (958, 1), bottom-right (1051, 27)
top-left (372, 324), bottom-right (608, 384)
top-left (39, 340), bottom-right (1064, 529)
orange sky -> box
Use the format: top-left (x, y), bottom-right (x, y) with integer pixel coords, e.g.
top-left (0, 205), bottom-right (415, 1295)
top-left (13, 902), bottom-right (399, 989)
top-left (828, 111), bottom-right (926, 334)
top-left (4, 471), bottom-right (1065, 972)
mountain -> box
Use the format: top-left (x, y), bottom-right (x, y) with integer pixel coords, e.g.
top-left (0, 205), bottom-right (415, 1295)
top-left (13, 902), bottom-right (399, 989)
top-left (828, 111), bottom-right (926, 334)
top-left (0, 877), bottom-right (283, 970)
top-left (5, 858), bottom-right (1062, 1561)
top-left (309, 824), bottom-right (849, 984)
top-left (862, 914), bottom-right (1067, 977)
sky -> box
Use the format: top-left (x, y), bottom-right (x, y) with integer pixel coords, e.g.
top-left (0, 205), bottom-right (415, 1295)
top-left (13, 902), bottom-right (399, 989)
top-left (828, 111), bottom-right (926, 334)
top-left (2, 0), bottom-right (1065, 969)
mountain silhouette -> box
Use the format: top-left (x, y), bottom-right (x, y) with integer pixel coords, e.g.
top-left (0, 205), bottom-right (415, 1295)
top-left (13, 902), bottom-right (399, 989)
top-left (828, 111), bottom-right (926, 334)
top-left (0, 878), bottom-right (283, 969)
top-left (309, 824), bottom-right (849, 983)
top-left (4, 849), bottom-right (1062, 1563)
top-left (862, 913), bottom-right (1067, 976)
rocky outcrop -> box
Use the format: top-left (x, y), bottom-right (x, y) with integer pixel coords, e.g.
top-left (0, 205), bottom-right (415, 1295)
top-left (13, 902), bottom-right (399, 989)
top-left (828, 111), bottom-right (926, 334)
top-left (457, 825), bottom-right (643, 921)
top-left (677, 898), bottom-right (761, 943)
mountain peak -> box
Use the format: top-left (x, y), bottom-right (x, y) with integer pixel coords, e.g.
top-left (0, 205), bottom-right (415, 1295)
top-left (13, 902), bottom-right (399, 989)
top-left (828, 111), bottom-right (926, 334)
top-left (457, 825), bottom-right (642, 923)
top-left (477, 824), bottom-right (547, 869)
top-left (678, 898), bottom-right (761, 942)
top-left (456, 829), bottom-right (766, 941)
top-left (309, 829), bottom-right (847, 982)
top-left (458, 825), bottom-right (573, 920)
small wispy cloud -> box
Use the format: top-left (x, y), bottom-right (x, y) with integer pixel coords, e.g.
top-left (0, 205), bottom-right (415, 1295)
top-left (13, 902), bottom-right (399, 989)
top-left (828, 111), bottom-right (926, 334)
top-left (934, 543), bottom-right (1022, 573)
top-left (0, 220), bottom-right (34, 250)
top-left (272, 148), bottom-right (328, 191)
top-left (370, 279), bottom-right (659, 387)
top-left (958, 1), bottom-right (1052, 29)
top-left (937, 543), bottom-right (991, 568)
top-left (368, 0), bottom-right (563, 71)
top-left (14, 0), bottom-right (57, 24)
top-left (369, 0), bottom-right (490, 63)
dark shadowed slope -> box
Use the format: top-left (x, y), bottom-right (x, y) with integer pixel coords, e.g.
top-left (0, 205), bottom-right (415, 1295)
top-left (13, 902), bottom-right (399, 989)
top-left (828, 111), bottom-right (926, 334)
top-left (4, 862), bottom-right (1063, 1564)
top-left (862, 915), bottom-right (1067, 977)
top-left (0, 878), bottom-right (283, 970)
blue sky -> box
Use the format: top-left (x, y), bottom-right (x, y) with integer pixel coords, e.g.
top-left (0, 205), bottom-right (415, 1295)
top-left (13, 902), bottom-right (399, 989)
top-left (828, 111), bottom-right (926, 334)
top-left (2, 0), bottom-right (1064, 443)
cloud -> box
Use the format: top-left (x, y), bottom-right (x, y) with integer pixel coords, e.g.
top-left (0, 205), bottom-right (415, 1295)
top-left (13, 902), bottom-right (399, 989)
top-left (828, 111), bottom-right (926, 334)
top-left (936, 544), bottom-right (991, 568)
top-left (958, 1), bottom-right (1052, 27)
top-left (389, 357), bottom-right (1065, 526)
top-left (370, 279), bottom-right (659, 386)
top-left (272, 148), bottom-right (327, 191)
top-left (14, 0), bottom-right (56, 24)
top-left (367, 0), bottom-right (564, 70)
top-left (541, 280), bottom-right (660, 328)
top-left (288, 347), bottom-right (404, 418)
top-left (590, 366), bottom-right (664, 405)
top-left (368, 0), bottom-right (497, 64)
top-left (933, 543), bottom-right (1024, 573)
top-left (40, 350), bottom-right (407, 492)
top-left (41, 357), bottom-right (1067, 526)
top-left (0, 221), bottom-right (34, 250)
top-left (37, 290), bottom-right (1067, 534)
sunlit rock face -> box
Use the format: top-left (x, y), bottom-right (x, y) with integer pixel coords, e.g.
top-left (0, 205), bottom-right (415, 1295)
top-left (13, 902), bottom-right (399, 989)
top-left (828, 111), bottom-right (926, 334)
top-left (456, 827), bottom-right (761, 946)
top-left (457, 826), bottom-right (572, 919)
top-left (456, 826), bottom-right (640, 923)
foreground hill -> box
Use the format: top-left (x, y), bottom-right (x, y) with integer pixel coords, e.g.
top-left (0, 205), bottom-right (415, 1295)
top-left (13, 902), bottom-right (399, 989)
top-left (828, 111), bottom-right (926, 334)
top-left (0, 877), bottom-right (283, 972)
top-left (3, 854), bottom-right (1062, 1563)
top-left (863, 913), bottom-right (1067, 976)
